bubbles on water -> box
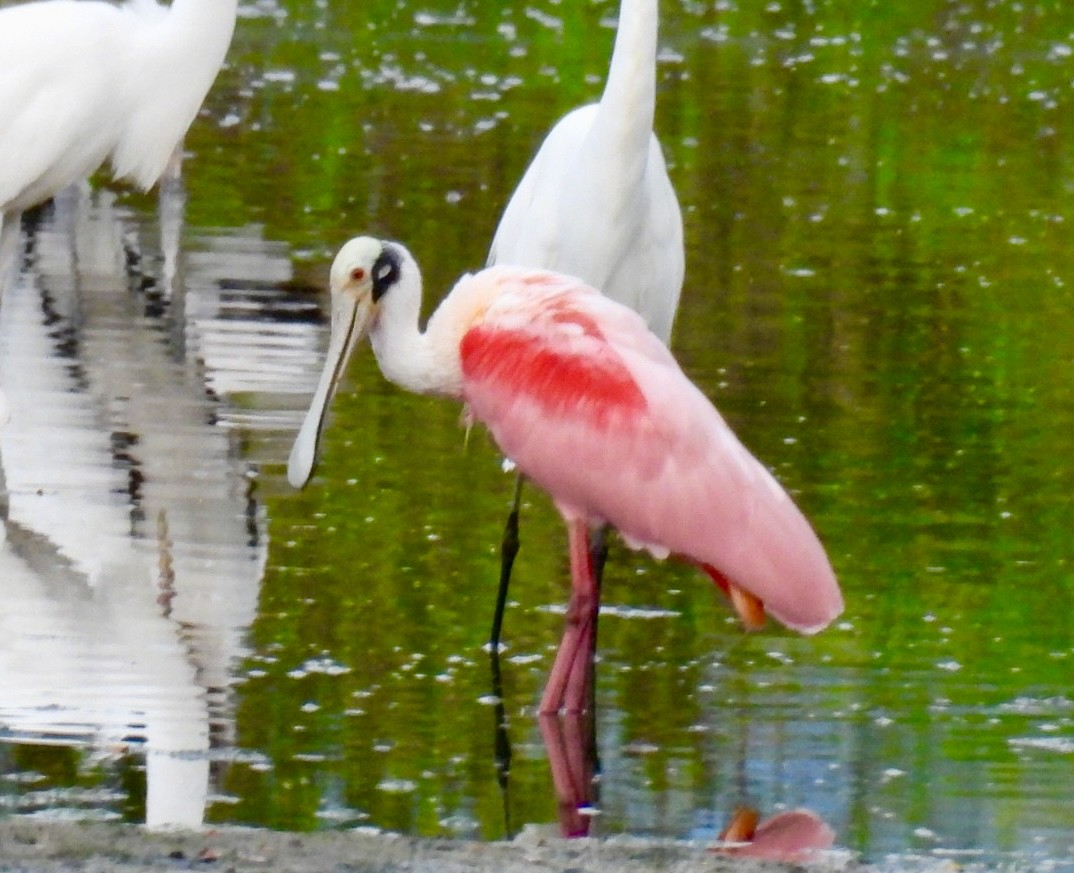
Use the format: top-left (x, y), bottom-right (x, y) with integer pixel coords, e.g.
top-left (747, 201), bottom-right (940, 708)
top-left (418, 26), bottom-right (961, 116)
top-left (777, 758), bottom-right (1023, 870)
top-left (438, 813), bottom-right (480, 837)
top-left (361, 63), bottom-right (443, 95)
top-left (287, 656), bottom-right (352, 679)
top-left (622, 741), bottom-right (660, 757)
top-left (1008, 737), bottom-right (1074, 755)
top-left (412, 10), bottom-right (474, 28)
top-left (316, 805), bottom-right (370, 825)
top-left (524, 8), bottom-right (562, 33)
top-left (506, 652), bottom-right (544, 666)
top-left (376, 778), bottom-right (418, 794)
top-left (997, 696), bottom-right (1074, 716)
top-left (262, 69), bottom-right (297, 86)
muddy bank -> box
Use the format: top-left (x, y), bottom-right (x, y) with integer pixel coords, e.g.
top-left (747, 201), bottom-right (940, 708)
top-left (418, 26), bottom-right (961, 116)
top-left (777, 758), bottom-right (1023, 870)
top-left (0, 820), bottom-right (867, 873)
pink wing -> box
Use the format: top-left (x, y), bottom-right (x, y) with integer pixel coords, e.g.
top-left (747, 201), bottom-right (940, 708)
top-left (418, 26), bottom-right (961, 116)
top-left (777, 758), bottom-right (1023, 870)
top-left (459, 269), bottom-right (842, 634)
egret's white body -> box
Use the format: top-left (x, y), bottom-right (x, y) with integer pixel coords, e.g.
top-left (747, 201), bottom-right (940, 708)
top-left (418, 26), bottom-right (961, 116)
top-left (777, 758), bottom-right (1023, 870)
top-left (289, 237), bottom-right (842, 713)
top-left (488, 0), bottom-right (683, 343)
top-left (0, 0), bottom-right (237, 292)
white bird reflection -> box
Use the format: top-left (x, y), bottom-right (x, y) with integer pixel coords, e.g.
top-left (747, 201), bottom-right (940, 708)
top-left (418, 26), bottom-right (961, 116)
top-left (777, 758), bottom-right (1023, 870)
top-left (0, 186), bottom-right (308, 828)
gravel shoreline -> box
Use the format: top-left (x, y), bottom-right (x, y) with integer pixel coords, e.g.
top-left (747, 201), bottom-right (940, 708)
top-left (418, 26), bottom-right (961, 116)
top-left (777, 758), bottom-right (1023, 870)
top-left (0, 820), bottom-right (866, 873)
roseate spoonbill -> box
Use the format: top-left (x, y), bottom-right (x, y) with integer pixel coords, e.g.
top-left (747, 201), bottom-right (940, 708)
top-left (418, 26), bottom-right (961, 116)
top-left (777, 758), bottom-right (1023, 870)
top-left (486, 0), bottom-right (684, 647)
top-left (288, 237), bottom-right (843, 714)
top-left (0, 0), bottom-right (238, 297)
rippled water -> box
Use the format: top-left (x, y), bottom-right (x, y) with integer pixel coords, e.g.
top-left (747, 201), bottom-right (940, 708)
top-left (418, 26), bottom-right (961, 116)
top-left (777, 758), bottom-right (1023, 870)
top-left (1, 1), bottom-right (1073, 869)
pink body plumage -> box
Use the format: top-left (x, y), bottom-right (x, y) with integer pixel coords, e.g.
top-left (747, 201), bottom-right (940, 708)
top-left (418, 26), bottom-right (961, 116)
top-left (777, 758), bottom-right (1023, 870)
top-left (458, 268), bottom-right (842, 635)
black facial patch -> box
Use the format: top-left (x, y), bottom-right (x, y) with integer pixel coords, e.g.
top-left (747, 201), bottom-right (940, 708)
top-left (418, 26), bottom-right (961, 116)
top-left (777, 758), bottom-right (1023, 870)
top-left (371, 243), bottom-right (402, 302)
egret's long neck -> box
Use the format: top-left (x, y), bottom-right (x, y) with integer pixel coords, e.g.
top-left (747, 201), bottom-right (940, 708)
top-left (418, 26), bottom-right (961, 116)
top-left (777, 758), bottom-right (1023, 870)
top-left (156, 0), bottom-right (238, 98)
top-left (169, 0), bottom-right (239, 39)
top-left (595, 0), bottom-right (658, 155)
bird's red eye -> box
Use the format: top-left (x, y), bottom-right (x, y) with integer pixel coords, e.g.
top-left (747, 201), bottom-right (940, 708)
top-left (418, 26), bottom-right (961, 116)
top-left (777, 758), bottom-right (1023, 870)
top-left (351, 267), bottom-right (366, 281)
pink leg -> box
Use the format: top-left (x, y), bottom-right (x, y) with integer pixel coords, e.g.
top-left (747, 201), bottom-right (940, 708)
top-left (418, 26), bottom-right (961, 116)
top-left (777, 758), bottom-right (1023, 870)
top-left (538, 713), bottom-right (598, 837)
top-left (540, 521), bottom-right (599, 715)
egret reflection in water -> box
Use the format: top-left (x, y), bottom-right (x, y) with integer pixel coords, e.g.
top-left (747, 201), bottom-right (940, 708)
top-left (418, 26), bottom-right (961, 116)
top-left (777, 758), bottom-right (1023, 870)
top-left (0, 185), bottom-right (312, 827)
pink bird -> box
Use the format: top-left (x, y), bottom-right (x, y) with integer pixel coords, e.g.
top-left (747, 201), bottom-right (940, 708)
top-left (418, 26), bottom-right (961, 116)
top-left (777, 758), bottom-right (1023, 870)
top-left (288, 237), bottom-right (843, 714)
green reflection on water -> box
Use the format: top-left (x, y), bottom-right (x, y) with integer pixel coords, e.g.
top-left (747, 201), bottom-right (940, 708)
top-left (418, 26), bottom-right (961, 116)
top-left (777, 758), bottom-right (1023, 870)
top-left (174, 0), bottom-right (1073, 860)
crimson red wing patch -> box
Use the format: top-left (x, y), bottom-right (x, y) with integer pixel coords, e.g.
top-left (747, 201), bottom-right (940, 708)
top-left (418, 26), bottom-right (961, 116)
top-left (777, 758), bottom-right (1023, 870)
top-left (460, 318), bottom-right (647, 429)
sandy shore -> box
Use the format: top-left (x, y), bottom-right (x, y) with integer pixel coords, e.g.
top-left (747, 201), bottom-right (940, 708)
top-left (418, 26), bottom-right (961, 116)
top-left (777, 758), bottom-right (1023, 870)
top-left (0, 820), bottom-right (869, 873)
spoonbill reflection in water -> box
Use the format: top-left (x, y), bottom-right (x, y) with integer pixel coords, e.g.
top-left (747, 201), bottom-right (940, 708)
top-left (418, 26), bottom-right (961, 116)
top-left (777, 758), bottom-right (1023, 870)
top-left (289, 237), bottom-right (843, 714)
top-left (486, 0), bottom-right (684, 647)
top-left (714, 807), bottom-right (836, 863)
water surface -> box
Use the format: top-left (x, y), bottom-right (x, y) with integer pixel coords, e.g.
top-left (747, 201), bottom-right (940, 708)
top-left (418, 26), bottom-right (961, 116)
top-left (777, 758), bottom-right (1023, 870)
top-left (0, 1), bottom-right (1072, 868)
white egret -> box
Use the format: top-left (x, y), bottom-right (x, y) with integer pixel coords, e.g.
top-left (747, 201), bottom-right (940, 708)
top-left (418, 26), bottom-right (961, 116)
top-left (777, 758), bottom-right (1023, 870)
top-left (485, 0), bottom-right (685, 646)
top-left (0, 0), bottom-right (238, 297)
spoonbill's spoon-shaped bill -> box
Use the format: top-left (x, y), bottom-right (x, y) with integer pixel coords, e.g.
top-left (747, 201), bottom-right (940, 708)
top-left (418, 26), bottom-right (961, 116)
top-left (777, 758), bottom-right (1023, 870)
top-left (287, 278), bottom-right (373, 489)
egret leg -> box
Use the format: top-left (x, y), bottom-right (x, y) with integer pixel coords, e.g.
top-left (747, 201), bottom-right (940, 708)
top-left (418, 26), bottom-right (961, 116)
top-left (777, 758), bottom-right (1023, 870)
top-left (158, 147), bottom-right (186, 303)
top-left (540, 520), bottom-right (598, 715)
top-left (487, 645), bottom-right (513, 837)
top-left (490, 473), bottom-right (524, 649)
top-left (0, 210), bottom-right (20, 305)
top-left (163, 141), bottom-right (185, 184)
